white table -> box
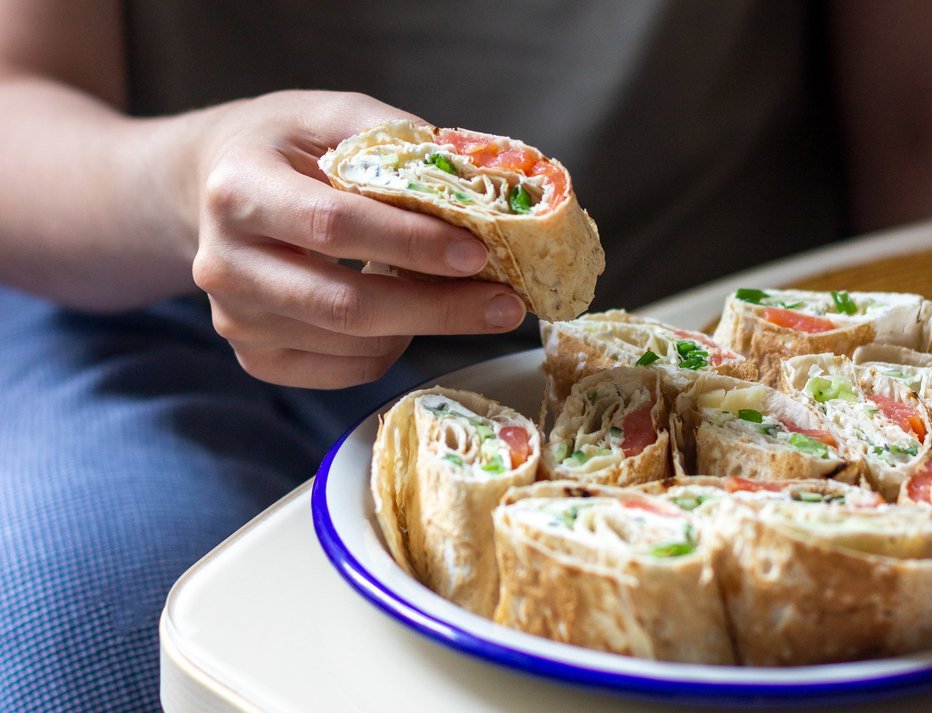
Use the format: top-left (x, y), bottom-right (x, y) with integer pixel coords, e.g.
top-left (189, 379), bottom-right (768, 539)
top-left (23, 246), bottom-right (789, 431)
top-left (161, 222), bottom-right (932, 713)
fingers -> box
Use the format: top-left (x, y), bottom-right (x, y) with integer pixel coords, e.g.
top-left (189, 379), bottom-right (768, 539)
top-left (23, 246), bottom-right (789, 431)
top-left (202, 151), bottom-right (489, 277)
top-left (195, 243), bottom-right (526, 338)
top-left (209, 298), bottom-right (410, 357)
top-left (230, 340), bottom-right (413, 390)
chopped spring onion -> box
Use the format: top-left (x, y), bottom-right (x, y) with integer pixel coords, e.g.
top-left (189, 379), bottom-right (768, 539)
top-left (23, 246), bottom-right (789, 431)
top-left (636, 350), bottom-right (660, 366)
top-left (676, 340), bottom-right (709, 370)
top-left (735, 288), bottom-right (771, 304)
top-left (831, 290), bottom-right (858, 315)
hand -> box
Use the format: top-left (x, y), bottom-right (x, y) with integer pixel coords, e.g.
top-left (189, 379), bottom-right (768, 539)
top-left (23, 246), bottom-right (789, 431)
top-left (190, 91), bottom-right (526, 389)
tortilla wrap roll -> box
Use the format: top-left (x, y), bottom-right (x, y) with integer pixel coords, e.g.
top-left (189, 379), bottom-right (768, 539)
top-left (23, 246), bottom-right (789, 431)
top-left (370, 386), bottom-right (540, 617)
top-left (540, 309), bottom-right (755, 408)
top-left (710, 497), bottom-right (932, 665)
top-left (540, 366), bottom-right (670, 486)
top-left (670, 373), bottom-right (854, 483)
top-left (853, 344), bottom-right (932, 406)
top-left (713, 289), bottom-right (928, 386)
top-left (492, 481), bottom-right (735, 664)
top-left (319, 120), bottom-right (604, 321)
top-left (636, 475), bottom-right (883, 511)
top-left (782, 354), bottom-right (932, 501)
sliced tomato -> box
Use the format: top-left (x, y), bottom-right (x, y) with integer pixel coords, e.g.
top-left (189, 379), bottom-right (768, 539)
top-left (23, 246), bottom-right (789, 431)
top-left (484, 148), bottom-right (538, 173)
top-left (620, 403), bottom-right (657, 457)
top-left (763, 307), bottom-right (836, 334)
top-left (870, 393), bottom-right (928, 442)
top-left (530, 160), bottom-right (567, 205)
top-left (499, 426), bottom-right (530, 468)
top-left (724, 476), bottom-right (784, 493)
top-left (779, 418), bottom-right (838, 447)
top-left (905, 460), bottom-right (932, 504)
top-left (620, 498), bottom-right (684, 517)
top-left (437, 130), bottom-right (500, 165)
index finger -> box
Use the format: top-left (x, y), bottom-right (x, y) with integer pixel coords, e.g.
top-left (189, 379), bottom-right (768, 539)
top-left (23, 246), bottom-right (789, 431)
top-left (206, 154), bottom-right (490, 277)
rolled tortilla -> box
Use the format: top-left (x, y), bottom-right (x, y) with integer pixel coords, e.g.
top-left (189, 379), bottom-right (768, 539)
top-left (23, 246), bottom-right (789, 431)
top-left (370, 387), bottom-right (540, 617)
top-left (710, 497), bottom-right (932, 665)
top-left (670, 373), bottom-right (855, 483)
top-left (540, 309), bottom-right (755, 408)
top-left (713, 289), bottom-right (928, 386)
top-left (636, 475), bottom-right (884, 511)
top-left (492, 481), bottom-right (735, 664)
top-left (853, 344), bottom-right (932, 406)
top-left (782, 354), bottom-right (932, 501)
top-left (540, 367), bottom-right (670, 486)
top-left (319, 120), bottom-right (604, 321)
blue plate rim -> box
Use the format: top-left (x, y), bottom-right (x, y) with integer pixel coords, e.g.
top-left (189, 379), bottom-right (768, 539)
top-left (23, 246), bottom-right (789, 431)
top-left (310, 374), bottom-right (932, 708)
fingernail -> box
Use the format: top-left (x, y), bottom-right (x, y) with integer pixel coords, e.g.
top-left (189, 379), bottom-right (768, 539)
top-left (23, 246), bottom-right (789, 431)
top-left (445, 239), bottom-right (487, 274)
top-left (486, 293), bottom-right (525, 328)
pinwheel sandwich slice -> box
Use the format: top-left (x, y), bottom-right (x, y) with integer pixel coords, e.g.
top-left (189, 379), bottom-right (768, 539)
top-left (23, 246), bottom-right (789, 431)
top-left (370, 387), bottom-right (540, 617)
top-left (320, 119), bottom-right (604, 321)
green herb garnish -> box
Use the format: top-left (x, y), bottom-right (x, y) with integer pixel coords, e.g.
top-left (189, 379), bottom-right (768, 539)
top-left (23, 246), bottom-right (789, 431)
top-left (758, 423), bottom-right (780, 437)
top-left (831, 290), bottom-right (858, 315)
top-left (481, 454), bottom-right (506, 474)
top-left (789, 433), bottom-right (830, 459)
top-left (651, 542), bottom-right (696, 558)
top-left (508, 184), bottom-right (534, 214)
top-left (426, 152), bottom-right (457, 175)
top-left (735, 288), bottom-right (771, 305)
top-left (676, 340), bottom-right (709, 370)
top-left (671, 495), bottom-right (708, 511)
top-left (406, 181), bottom-right (438, 194)
top-left (889, 444), bottom-right (920, 457)
top-left (636, 350), bottom-right (661, 366)
top-left (737, 409), bottom-right (763, 423)
top-left (452, 191), bottom-right (473, 204)
top-left (443, 453), bottom-right (464, 467)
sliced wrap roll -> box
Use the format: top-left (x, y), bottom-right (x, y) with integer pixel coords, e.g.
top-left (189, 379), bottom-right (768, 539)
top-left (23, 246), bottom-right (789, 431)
top-left (636, 475), bottom-right (883, 512)
top-left (782, 354), bottom-right (932, 501)
top-left (670, 373), bottom-right (854, 483)
top-left (370, 387), bottom-right (540, 617)
top-left (710, 497), bottom-right (932, 665)
top-left (319, 120), bottom-right (604, 321)
top-left (540, 309), bottom-right (754, 408)
top-left (492, 481), bottom-right (735, 664)
top-left (713, 289), bottom-right (929, 386)
top-left (853, 344), bottom-right (932, 406)
top-left (540, 366), bottom-right (670, 486)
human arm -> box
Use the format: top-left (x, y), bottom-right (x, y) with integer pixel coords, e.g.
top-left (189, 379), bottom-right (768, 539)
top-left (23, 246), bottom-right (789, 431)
top-left (830, 0), bottom-right (932, 234)
top-left (0, 0), bottom-right (525, 388)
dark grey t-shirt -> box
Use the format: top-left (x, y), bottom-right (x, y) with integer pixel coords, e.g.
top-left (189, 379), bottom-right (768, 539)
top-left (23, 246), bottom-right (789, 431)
top-left (125, 0), bottom-right (843, 364)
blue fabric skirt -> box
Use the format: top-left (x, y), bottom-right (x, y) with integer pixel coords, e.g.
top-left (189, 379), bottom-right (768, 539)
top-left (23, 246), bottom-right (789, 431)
top-left (0, 288), bottom-right (433, 711)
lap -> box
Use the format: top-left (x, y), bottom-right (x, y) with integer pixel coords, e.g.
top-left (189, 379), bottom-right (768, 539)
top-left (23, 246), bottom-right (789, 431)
top-left (0, 288), bottom-right (428, 711)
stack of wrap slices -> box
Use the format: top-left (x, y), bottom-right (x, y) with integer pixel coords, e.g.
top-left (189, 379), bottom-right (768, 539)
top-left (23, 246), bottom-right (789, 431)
top-left (371, 288), bottom-right (932, 667)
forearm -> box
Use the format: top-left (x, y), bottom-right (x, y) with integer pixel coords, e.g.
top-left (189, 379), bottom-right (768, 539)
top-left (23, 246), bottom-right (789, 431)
top-left (0, 73), bottom-right (214, 311)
